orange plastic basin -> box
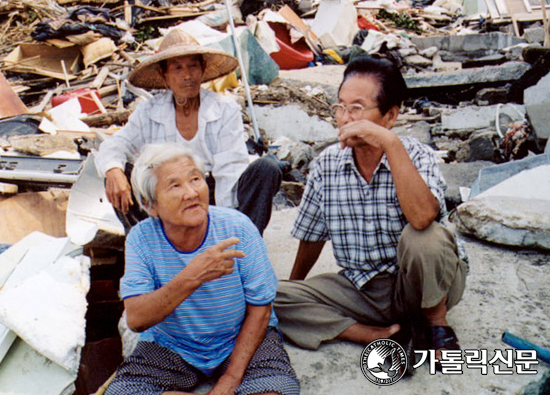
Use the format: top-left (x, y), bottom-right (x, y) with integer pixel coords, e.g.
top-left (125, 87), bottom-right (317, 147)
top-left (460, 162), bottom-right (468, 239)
top-left (268, 22), bottom-right (314, 70)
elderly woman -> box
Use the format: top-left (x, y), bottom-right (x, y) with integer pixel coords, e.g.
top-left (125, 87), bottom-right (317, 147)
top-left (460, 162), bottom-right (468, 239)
top-left (95, 28), bottom-right (282, 235)
top-left (105, 143), bottom-right (299, 395)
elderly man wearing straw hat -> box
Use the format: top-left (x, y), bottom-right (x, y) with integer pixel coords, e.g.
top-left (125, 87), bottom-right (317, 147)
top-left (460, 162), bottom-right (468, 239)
top-left (95, 28), bottom-right (282, 235)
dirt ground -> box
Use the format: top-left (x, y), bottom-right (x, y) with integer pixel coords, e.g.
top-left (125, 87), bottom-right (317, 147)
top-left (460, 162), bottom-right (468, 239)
top-left (263, 207), bottom-right (550, 395)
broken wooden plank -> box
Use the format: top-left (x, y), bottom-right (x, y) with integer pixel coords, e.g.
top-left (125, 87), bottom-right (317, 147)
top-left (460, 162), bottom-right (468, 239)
top-left (0, 190), bottom-right (69, 244)
top-left (119, 50), bottom-right (136, 66)
top-left (28, 86), bottom-right (63, 114)
top-left (90, 66), bottom-right (109, 89)
top-left (81, 110), bottom-right (131, 128)
top-left (485, 0), bottom-right (502, 20)
top-left (542, 0), bottom-right (550, 45)
top-left (138, 11), bottom-right (211, 23)
top-left (495, 0), bottom-right (511, 16)
top-left (98, 84), bottom-right (118, 98)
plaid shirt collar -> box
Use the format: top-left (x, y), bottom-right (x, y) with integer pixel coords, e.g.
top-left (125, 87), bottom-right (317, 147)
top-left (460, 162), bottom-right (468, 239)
top-left (340, 146), bottom-right (391, 178)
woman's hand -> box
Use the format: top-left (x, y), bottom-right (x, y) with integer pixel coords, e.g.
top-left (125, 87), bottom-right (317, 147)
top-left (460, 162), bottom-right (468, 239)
top-left (183, 238), bottom-right (245, 284)
top-left (207, 374), bottom-right (240, 395)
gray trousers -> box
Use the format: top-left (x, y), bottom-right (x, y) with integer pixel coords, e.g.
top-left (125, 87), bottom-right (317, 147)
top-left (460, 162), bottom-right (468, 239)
top-left (274, 222), bottom-right (468, 350)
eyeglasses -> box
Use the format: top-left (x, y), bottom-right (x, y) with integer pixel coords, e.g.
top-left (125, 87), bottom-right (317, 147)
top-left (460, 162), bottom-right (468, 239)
top-left (330, 103), bottom-right (378, 118)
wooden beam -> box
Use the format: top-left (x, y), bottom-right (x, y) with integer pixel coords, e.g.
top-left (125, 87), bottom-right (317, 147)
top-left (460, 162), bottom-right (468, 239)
top-left (81, 110), bottom-right (131, 128)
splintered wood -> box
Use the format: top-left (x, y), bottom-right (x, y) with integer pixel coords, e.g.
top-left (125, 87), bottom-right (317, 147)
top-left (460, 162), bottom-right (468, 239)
top-left (0, 1), bottom-right (65, 50)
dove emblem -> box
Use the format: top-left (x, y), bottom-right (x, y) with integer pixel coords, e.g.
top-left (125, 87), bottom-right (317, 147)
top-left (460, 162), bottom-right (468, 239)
top-left (360, 339), bottom-right (407, 386)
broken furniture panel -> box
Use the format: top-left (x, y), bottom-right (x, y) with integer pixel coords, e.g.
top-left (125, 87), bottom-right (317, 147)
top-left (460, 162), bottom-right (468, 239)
top-left (3, 44), bottom-right (81, 81)
top-left (0, 72), bottom-right (28, 119)
top-left (0, 189), bottom-right (69, 245)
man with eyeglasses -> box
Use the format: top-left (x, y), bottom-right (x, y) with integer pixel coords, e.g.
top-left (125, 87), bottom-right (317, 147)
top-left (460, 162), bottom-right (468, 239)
top-left (274, 56), bottom-right (467, 370)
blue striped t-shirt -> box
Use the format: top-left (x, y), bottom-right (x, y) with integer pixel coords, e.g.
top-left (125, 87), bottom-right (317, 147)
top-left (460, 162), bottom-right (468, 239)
top-left (120, 206), bottom-right (278, 375)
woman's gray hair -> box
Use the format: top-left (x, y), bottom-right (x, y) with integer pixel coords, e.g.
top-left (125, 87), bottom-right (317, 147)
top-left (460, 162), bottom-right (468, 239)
top-left (131, 143), bottom-right (206, 212)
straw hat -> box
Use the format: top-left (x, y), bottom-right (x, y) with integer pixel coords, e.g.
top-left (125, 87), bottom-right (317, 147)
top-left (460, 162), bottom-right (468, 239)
top-left (129, 29), bottom-right (239, 90)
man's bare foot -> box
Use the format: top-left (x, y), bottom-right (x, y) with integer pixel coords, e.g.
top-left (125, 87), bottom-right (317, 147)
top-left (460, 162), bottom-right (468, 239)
top-left (337, 323), bottom-right (401, 345)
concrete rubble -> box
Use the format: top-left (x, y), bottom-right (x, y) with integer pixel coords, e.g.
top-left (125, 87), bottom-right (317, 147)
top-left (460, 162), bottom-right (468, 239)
top-left (0, 0), bottom-right (549, 394)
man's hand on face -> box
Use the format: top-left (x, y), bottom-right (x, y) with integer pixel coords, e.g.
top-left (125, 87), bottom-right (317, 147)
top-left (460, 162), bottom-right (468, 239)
top-left (184, 238), bottom-right (245, 285)
top-left (338, 119), bottom-right (398, 151)
top-left (105, 168), bottom-right (134, 213)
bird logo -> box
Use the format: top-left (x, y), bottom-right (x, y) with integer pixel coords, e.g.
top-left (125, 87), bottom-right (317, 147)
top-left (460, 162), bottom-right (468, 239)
top-left (369, 348), bottom-right (398, 378)
top-left (360, 339), bottom-right (407, 386)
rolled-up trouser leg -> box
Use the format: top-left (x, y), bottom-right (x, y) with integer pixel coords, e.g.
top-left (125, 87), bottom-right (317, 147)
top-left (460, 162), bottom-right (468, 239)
top-left (393, 222), bottom-right (467, 316)
top-left (275, 273), bottom-right (396, 350)
top-left (237, 155), bottom-right (282, 235)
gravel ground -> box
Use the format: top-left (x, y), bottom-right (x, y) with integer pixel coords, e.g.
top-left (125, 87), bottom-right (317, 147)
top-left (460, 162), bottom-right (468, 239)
top-left (264, 208), bottom-right (550, 395)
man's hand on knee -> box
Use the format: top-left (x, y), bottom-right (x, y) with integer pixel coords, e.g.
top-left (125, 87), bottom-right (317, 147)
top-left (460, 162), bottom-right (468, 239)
top-left (106, 168), bottom-right (134, 213)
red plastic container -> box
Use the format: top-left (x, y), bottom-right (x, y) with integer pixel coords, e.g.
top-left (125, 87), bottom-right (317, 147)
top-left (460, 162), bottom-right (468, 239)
top-left (51, 88), bottom-right (101, 114)
top-left (268, 22), bottom-right (314, 70)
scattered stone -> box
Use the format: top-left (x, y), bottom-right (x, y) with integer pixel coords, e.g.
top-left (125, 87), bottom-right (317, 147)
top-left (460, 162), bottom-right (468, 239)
top-left (509, 49), bottom-right (550, 103)
top-left (521, 45), bottom-right (550, 64)
top-left (405, 61), bottom-right (531, 90)
top-left (432, 52), bottom-right (462, 72)
top-left (462, 54), bottom-right (507, 68)
top-left (280, 181), bottom-right (305, 207)
top-left (523, 72), bottom-right (550, 143)
top-left (526, 104), bottom-right (550, 142)
top-left (503, 43), bottom-right (530, 61)
top-left (454, 165), bottom-right (550, 250)
top-left (468, 153), bottom-right (549, 198)
top-left (439, 161), bottom-right (494, 209)
top-left (468, 130), bottom-right (498, 162)
top-left (475, 86), bottom-right (510, 105)
top-left (455, 140), bottom-right (470, 162)
top-left (411, 32), bottom-right (526, 62)
top-left (432, 135), bottom-right (462, 160)
top-left (394, 120), bottom-right (432, 145)
top-left (275, 140), bottom-right (314, 169)
top-left (398, 47), bottom-right (418, 58)
top-left (441, 104), bottom-right (526, 130)
top-left (522, 27), bottom-right (545, 44)
top-left (524, 71), bottom-right (550, 105)
top-left (406, 54), bottom-right (433, 68)
top-left (254, 104), bottom-right (337, 143)
top-left (284, 168), bottom-right (308, 184)
top-left (419, 46), bottom-right (438, 59)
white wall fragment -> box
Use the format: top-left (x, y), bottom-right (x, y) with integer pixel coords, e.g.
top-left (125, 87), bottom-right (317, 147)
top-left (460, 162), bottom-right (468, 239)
top-left (455, 165), bottom-right (550, 249)
top-left (0, 254), bottom-right (90, 375)
top-left (66, 153), bottom-right (125, 246)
